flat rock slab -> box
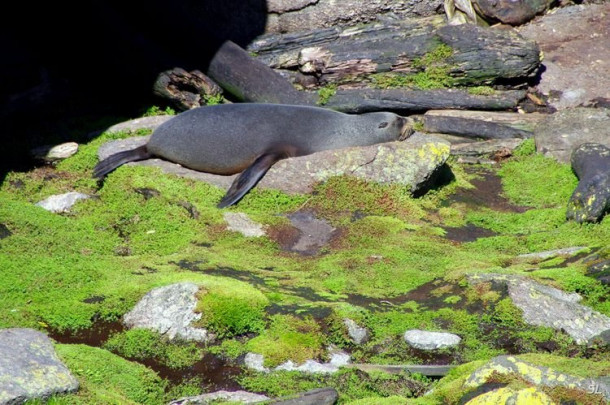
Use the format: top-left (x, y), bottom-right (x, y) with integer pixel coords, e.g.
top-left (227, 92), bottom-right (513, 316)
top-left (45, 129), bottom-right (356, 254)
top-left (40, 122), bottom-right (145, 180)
top-left (169, 390), bottom-right (270, 405)
top-left (518, 3), bottom-right (610, 109)
top-left (464, 355), bottom-right (610, 401)
top-left (0, 328), bottom-right (79, 404)
top-left (123, 282), bottom-right (213, 343)
top-left (534, 107), bottom-right (610, 164)
top-left (97, 133), bottom-right (450, 196)
top-left (403, 329), bottom-right (462, 350)
top-left (468, 273), bottom-right (610, 344)
top-left (223, 212), bottom-right (266, 238)
top-left (35, 192), bottom-right (90, 213)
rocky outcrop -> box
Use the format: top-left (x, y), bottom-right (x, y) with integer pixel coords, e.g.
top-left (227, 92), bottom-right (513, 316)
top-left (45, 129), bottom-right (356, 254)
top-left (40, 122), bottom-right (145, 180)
top-left (122, 282), bottom-right (214, 343)
top-left (534, 108), bottom-right (610, 164)
top-left (0, 328), bottom-right (79, 404)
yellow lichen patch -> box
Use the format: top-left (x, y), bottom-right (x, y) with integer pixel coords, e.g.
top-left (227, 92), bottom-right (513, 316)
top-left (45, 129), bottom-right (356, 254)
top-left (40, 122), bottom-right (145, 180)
top-left (465, 387), bottom-right (557, 405)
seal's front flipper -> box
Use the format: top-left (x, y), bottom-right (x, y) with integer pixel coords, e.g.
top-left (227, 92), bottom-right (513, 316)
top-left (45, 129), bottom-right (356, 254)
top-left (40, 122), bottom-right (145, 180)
top-left (217, 152), bottom-right (283, 208)
top-left (93, 145), bottom-right (151, 179)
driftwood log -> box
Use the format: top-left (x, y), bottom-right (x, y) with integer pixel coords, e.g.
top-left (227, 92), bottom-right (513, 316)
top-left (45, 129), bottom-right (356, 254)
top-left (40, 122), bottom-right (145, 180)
top-left (248, 16), bottom-right (541, 87)
top-left (422, 109), bottom-right (545, 139)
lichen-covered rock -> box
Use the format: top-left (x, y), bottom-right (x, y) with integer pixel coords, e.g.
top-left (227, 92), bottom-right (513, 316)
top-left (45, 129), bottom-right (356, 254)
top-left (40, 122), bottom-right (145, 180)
top-left (268, 387), bottom-right (338, 405)
top-left (566, 143), bottom-right (610, 223)
top-left (464, 355), bottom-right (610, 401)
top-left (403, 329), bottom-right (462, 350)
top-left (464, 386), bottom-right (556, 405)
top-left (123, 282), bottom-right (214, 343)
top-left (35, 192), bottom-right (90, 213)
top-left (468, 274), bottom-right (610, 344)
top-left (0, 328), bottom-right (79, 404)
top-left (97, 132), bottom-right (450, 197)
top-left (534, 108), bottom-right (610, 164)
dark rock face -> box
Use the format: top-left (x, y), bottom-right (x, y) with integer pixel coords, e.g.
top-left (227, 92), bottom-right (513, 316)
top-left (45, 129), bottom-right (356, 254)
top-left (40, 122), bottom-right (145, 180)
top-left (0, 328), bottom-right (79, 404)
top-left (566, 143), bottom-right (610, 223)
top-left (474, 0), bottom-right (552, 25)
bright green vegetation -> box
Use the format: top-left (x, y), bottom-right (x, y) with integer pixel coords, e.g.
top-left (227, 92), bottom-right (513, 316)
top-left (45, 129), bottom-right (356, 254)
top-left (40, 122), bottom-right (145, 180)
top-left (3, 120), bottom-right (610, 403)
top-left (196, 284), bottom-right (269, 337)
top-left (371, 43), bottom-right (455, 90)
top-left (246, 315), bottom-right (325, 366)
top-left (103, 329), bottom-right (204, 369)
top-left (143, 106), bottom-right (176, 116)
top-left (54, 344), bottom-right (167, 404)
top-left (466, 86), bottom-right (497, 96)
top-left (317, 84), bottom-right (337, 105)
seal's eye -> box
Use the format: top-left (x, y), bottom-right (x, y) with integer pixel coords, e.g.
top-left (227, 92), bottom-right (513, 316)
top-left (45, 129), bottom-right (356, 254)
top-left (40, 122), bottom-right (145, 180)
top-left (378, 122), bottom-right (388, 128)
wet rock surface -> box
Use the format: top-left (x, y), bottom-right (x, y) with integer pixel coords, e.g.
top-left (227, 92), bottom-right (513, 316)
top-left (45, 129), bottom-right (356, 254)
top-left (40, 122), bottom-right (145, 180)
top-left (0, 328), bottom-right (79, 404)
top-left (123, 282), bottom-right (214, 343)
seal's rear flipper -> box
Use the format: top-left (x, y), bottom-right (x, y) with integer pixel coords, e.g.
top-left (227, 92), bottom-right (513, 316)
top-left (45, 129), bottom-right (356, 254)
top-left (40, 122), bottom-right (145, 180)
top-left (93, 145), bottom-right (152, 179)
top-left (217, 152), bottom-right (283, 208)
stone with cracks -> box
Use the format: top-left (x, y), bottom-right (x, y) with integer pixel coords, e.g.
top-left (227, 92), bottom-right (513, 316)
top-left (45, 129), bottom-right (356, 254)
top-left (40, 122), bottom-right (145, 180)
top-left (122, 282), bottom-right (213, 342)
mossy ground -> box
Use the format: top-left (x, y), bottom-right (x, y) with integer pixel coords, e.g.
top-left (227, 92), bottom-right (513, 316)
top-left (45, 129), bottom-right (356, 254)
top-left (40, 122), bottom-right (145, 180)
top-left (2, 126), bottom-right (610, 403)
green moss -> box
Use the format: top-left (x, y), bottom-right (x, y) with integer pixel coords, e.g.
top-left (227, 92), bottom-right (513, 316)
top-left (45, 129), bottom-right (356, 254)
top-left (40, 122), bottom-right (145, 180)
top-left (103, 328), bottom-right (204, 369)
top-left (466, 86), bottom-right (497, 96)
top-left (512, 138), bottom-right (536, 157)
top-left (143, 106), bottom-right (176, 116)
top-left (246, 314), bottom-right (325, 367)
top-left (498, 153), bottom-right (577, 208)
top-left (317, 84), bottom-right (337, 105)
top-left (208, 338), bottom-right (248, 359)
top-left (371, 44), bottom-right (455, 90)
top-left (55, 344), bottom-right (166, 404)
top-left (196, 284), bottom-right (269, 337)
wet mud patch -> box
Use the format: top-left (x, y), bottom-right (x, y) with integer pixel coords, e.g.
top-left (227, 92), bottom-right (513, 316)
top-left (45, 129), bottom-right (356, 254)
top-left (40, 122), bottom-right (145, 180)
top-left (138, 352), bottom-right (243, 392)
top-left (50, 320), bottom-right (243, 392)
top-left (49, 320), bottom-right (125, 347)
top-left (267, 303), bottom-right (333, 320)
top-left (347, 279), bottom-right (466, 311)
top-left (443, 223), bottom-right (497, 243)
top-left (268, 210), bottom-right (338, 255)
top-left (446, 168), bottom-right (529, 213)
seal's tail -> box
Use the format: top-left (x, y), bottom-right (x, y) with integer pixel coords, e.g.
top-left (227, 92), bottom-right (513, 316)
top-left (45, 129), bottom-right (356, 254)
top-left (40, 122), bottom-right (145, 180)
top-left (93, 145), bottom-right (152, 179)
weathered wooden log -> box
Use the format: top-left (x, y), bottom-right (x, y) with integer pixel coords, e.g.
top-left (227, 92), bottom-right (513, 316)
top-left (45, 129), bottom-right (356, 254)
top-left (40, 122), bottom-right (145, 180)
top-left (321, 88), bottom-right (527, 113)
top-left (423, 110), bottom-right (537, 139)
top-left (248, 16), bottom-right (541, 87)
top-left (206, 40), bottom-right (314, 105)
top-left (425, 109), bottom-right (546, 131)
top-left (153, 68), bottom-right (224, 110)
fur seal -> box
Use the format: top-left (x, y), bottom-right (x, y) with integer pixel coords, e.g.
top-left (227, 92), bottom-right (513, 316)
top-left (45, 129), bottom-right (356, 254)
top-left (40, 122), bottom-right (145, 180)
top-left (94, 103), bottom-right (413, 208)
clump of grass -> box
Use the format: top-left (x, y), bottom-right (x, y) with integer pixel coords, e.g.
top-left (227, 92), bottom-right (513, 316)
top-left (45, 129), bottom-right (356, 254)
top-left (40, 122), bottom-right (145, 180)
top-left (143, 105), bottom-right (176, 116)
top-left (196, 285), bottom-right (269, 338)
top-left (103, 328), bottom-right (204, 369)
top-left (317, 84), bottom-right (337, 105)
top-left (246, 314), bottom-right (325, 367)
top-left (55, 344), bottom-right (166, 404)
